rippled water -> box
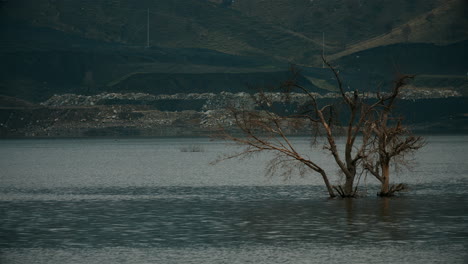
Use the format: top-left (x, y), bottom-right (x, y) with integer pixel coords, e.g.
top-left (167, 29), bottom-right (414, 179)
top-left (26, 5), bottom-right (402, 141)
top-left (1, 136), bottom-right (467, 263)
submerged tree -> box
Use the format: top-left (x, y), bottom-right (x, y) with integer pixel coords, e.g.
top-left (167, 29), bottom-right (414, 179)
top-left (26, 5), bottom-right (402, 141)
top-left (217, 108), bottom-right (337, 197)
top-left (216, 58), bottom-right (423, 198)
top-left (362, 75), bottom-right (425, 196)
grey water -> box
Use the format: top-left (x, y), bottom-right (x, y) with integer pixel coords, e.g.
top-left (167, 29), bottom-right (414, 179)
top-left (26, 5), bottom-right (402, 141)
top-left (0, 136), bottom-right (467, 264)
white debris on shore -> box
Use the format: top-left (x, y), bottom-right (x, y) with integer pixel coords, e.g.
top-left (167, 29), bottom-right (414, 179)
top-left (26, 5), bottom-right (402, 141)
top-left (41, 88), bottom-right (461, 108)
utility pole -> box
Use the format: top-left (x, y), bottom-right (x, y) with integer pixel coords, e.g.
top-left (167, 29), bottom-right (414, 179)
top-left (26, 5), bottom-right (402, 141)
top-left (146, 8), bottom-right (150, 48)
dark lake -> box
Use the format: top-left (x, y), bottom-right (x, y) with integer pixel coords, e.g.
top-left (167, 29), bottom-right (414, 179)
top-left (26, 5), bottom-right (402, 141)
top-left (1, 136), bottom-right (467, 263)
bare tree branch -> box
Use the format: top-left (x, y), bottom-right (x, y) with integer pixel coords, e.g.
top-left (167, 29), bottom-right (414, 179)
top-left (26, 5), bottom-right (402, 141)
top-left (214, 58), bottom-right (423, 198)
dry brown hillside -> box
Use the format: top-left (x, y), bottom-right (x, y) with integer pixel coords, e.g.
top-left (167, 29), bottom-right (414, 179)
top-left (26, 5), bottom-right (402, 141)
top-left (328, 0), bottom-right (468, 62)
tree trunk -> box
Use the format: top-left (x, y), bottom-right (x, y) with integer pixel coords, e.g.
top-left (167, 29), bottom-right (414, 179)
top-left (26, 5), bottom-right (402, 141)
top-left (319, 170), bottom-right (336, 198)
top-left (343, 175), bottom-right (355, 197)
top-left (379, 162), bottom-right (390, 196)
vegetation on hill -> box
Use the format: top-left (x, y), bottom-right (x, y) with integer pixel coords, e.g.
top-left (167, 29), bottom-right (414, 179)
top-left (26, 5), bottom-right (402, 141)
top-left (3, 0), bottom-right (467, 64)
top-left (0, 0), bottom-right (467, 102)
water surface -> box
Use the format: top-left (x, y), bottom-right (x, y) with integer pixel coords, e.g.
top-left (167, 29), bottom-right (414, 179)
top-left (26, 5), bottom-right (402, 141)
top-left (1, 136), bottom-right (467, 263)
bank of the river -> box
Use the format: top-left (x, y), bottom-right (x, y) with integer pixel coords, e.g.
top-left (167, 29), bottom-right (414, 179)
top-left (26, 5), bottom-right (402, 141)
top-left (1, 92), bottom-right (467, 138)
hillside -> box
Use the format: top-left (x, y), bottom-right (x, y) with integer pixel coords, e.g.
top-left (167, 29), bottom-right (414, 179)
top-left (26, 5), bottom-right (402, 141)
top-left (0, 0), bottom-right (467, 103)
top-left (328, 0), bottom-right (468, 62)
top-left (2, 0), bottom-right (467, 63)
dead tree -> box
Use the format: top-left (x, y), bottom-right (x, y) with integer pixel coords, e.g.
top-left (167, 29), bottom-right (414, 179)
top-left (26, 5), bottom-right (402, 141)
top-left (362, 75), bottom-right (425, 196)
top-left (291, 59), bottom-right (381, 198)
top-left (215, 60), bottom-right (366, 198)
top-left (215, 58), bottom-right (421, 198)
top-left (214, 102), bottom-right (337, 198)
